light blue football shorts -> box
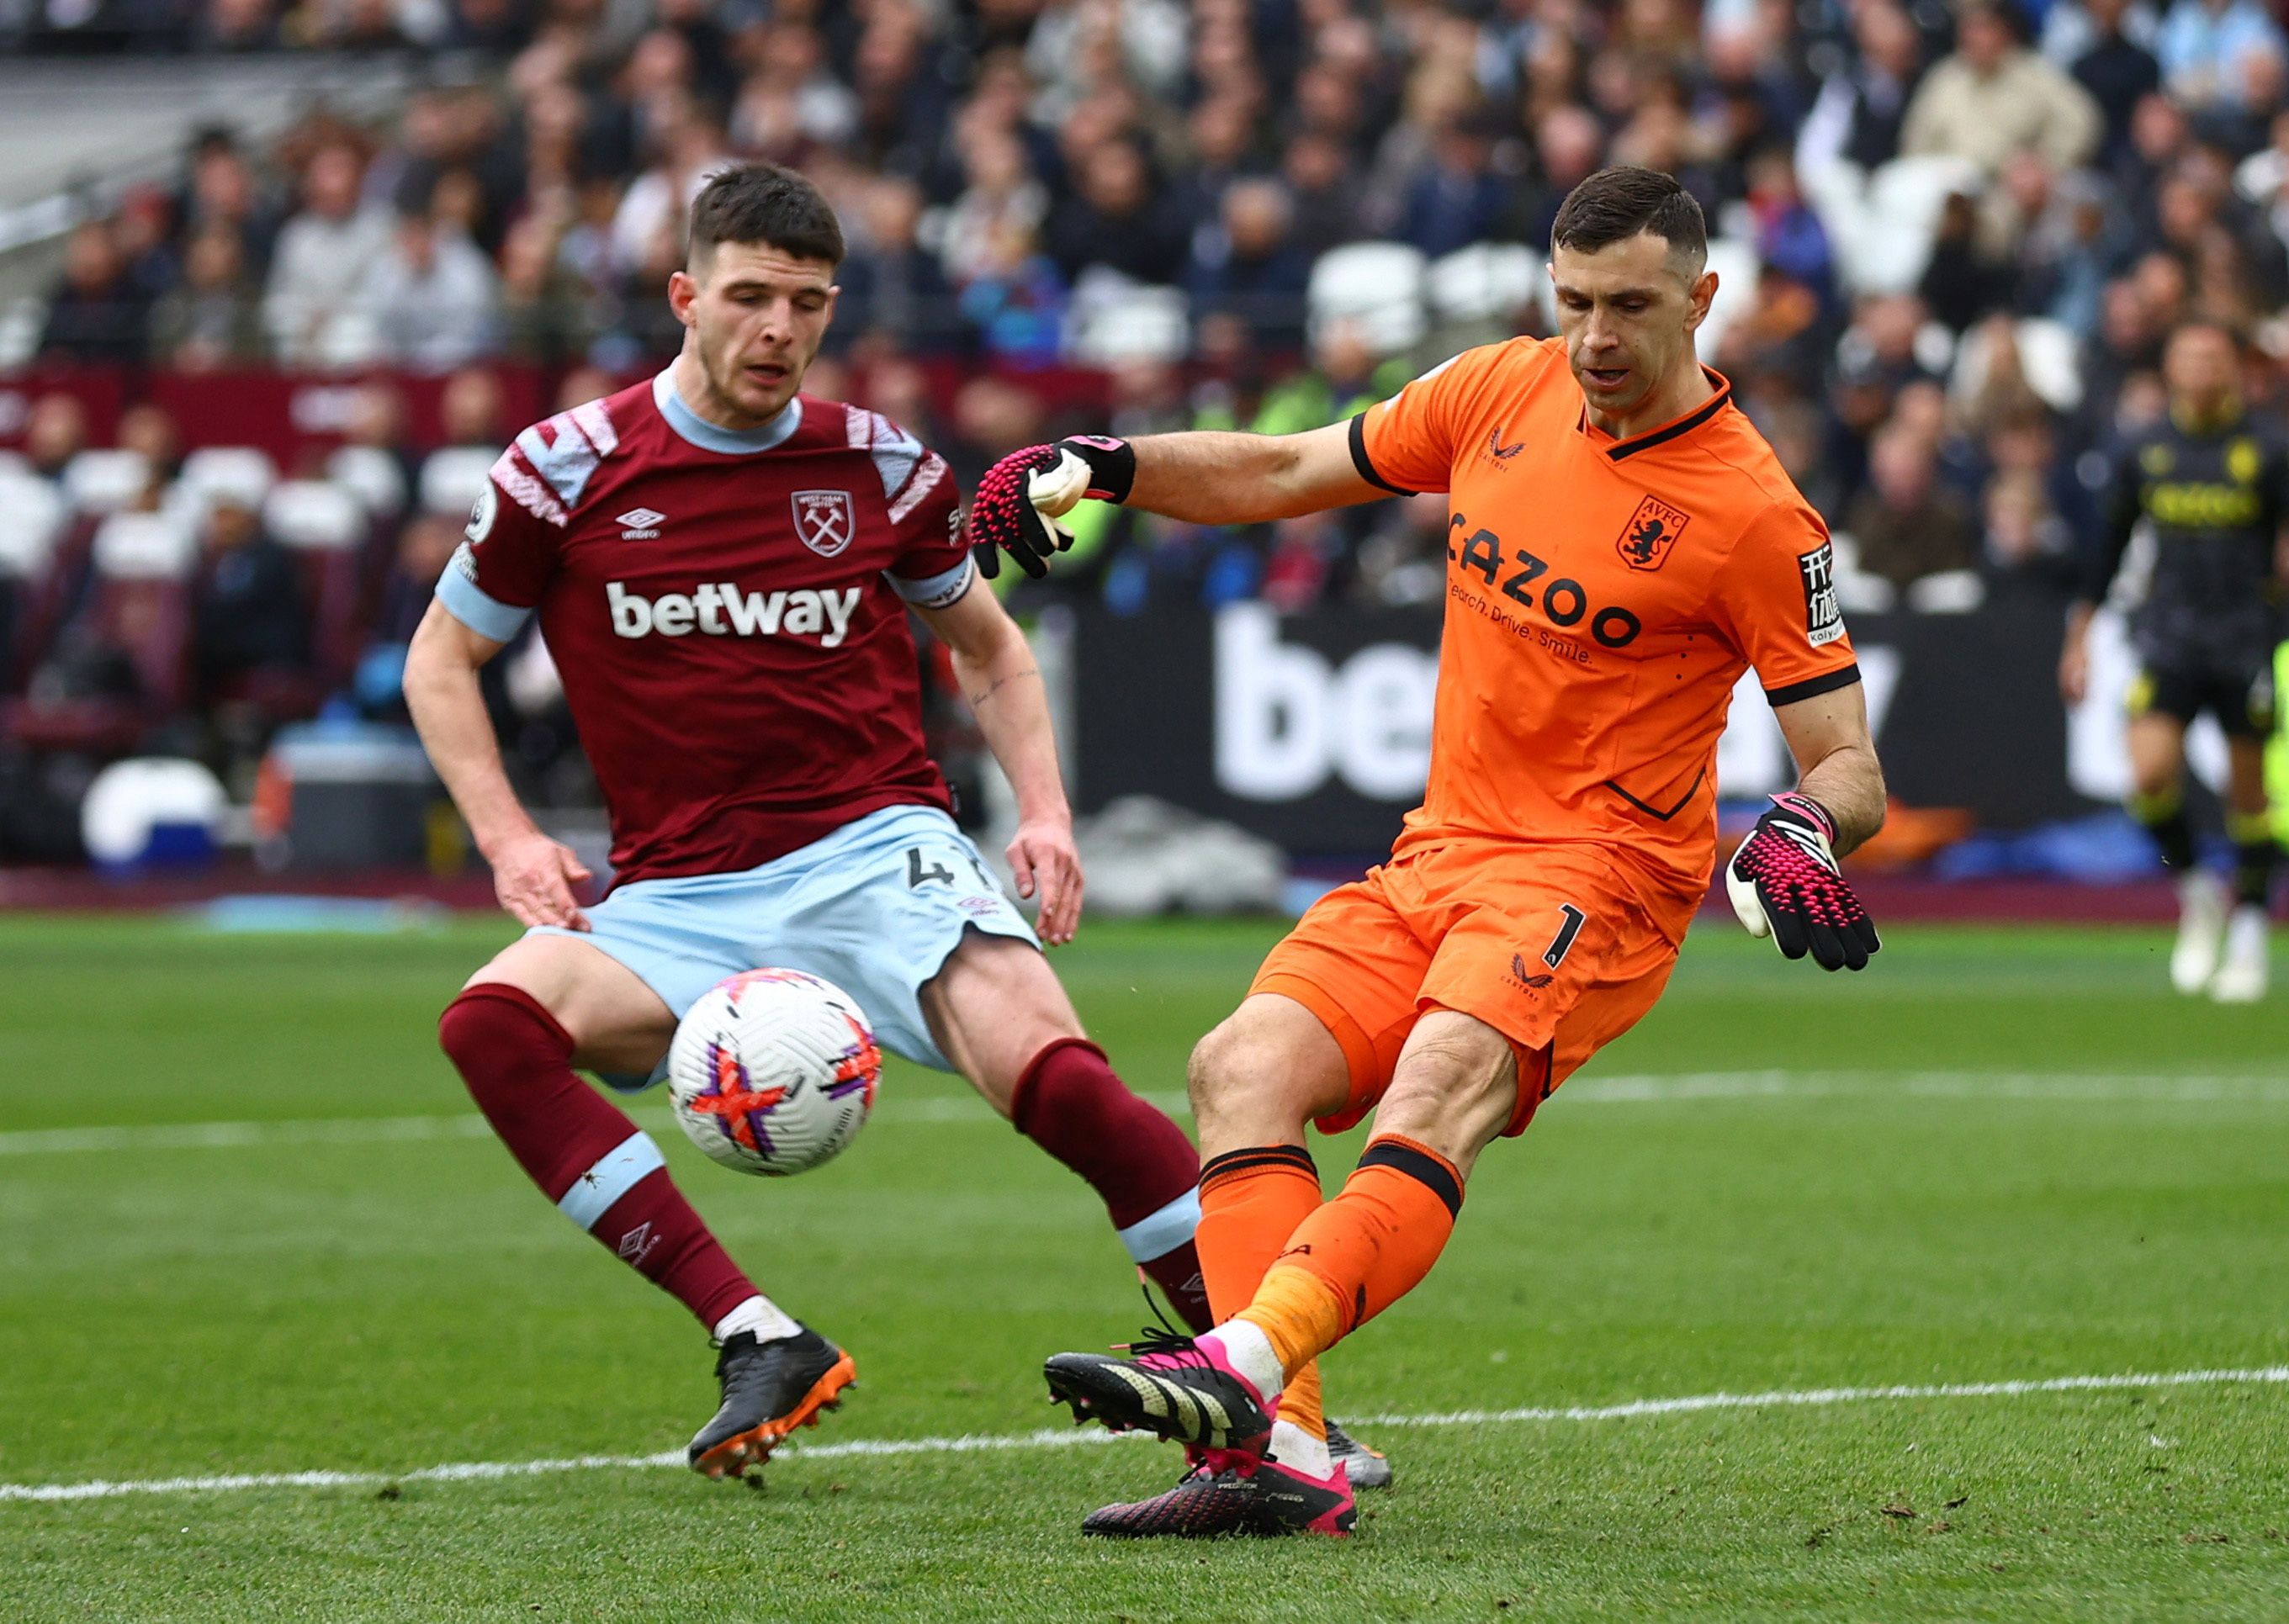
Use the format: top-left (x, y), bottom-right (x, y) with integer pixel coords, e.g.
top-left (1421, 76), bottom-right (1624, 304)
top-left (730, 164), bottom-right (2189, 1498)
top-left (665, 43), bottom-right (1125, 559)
top-left (531, 803), bottom-right (1038, 1089)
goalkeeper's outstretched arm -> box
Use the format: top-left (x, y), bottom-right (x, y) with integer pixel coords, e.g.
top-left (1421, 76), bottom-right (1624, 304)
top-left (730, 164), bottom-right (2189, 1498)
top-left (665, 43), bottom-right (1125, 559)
top-left (971, 421), bottom-right (1393, 578)
top-left (1115, 421), bottom-right (1386, 524)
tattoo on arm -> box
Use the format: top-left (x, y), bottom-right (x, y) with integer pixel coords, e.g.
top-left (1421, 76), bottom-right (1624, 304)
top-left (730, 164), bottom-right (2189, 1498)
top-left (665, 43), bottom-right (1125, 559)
top-left (965, 666), bottom-right (1041, 709)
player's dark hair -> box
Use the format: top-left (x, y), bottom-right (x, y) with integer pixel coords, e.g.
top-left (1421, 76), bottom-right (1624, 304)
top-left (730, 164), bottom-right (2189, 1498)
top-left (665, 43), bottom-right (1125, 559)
top-left (687, 162), bottom-right (845, 271)
top-left (1551, 167), bottom-right (1707, 272)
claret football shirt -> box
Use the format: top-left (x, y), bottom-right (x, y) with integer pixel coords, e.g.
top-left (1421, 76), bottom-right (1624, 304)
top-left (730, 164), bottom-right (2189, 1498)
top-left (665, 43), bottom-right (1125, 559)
top-left (1351, 335), bottom-right (1861, 937)
top-left (435, 372), bottom-right (976, 887)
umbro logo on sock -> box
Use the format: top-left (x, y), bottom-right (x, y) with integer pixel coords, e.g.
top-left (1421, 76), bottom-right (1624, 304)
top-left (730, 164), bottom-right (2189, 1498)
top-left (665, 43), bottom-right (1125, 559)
top-left (616, 1222), bottom-right (659, 1266)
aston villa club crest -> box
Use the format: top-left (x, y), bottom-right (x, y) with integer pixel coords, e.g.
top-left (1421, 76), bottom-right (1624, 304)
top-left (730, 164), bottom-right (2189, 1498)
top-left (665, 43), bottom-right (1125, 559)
top-left (792, 489), bottom-right (856, 557)
top-left (1615, 494), bottom-right (1690, 572)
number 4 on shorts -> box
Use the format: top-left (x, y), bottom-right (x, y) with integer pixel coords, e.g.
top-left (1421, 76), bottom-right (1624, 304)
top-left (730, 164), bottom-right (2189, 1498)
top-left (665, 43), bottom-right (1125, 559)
top-left (906, 847), bottom-right (954, 887)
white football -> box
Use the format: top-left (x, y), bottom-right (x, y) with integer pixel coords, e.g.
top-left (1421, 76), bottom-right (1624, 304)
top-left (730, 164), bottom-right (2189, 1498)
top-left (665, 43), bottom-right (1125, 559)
top-left (666, 969), bottom-right (882, 1177)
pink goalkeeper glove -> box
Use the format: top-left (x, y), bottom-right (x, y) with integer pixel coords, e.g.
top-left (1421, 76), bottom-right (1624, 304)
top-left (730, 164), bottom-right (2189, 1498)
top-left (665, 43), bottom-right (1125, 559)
top-left (1725, 792), bottom-right (1881, 972)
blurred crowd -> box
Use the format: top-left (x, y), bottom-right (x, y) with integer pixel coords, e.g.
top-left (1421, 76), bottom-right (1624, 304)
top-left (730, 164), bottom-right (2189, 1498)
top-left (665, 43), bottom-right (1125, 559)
top-left (10, 0), bottom-right (2289, 839)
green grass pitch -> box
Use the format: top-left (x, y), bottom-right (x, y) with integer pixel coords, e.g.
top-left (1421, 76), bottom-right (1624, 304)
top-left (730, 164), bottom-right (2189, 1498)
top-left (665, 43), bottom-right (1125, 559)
top-left (2, 913), bottom-right (2286, 1621)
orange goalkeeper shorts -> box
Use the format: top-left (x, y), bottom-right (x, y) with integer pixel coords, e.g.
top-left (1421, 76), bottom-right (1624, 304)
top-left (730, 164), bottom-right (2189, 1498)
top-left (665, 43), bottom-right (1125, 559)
top-left (1250, 837), bottom-right (1682, 1138)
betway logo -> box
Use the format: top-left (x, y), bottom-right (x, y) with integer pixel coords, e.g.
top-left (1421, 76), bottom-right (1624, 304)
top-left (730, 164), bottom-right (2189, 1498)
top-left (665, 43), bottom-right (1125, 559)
top-left (607, 581), bottom-right (860, 647)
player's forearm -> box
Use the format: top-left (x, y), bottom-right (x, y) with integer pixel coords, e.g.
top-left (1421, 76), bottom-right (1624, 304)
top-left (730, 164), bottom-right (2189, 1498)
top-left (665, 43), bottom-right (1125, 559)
top-left (1125, 431), bottom-right (1333, 525)
top-left (1797, 746), bottom-right (1887, 858)
top-left (951, 626), bottom-right (1069, 824)
top-left (403, 643), bottom-right (538, 860)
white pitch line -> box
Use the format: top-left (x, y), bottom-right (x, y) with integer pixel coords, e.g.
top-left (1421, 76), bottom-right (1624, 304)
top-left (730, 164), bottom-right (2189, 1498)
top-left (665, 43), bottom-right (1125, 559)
top-left (5, 1071), bottom-right (2283, 1159)
top-left (1347, 1364), bottom-right (2289, 1427)
top-left (4, 1364), bottom-right (2284, 1506)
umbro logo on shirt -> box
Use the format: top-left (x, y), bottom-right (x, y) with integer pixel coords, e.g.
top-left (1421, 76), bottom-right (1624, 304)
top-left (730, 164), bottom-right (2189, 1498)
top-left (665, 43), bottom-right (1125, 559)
top-left (617, 507), bottom-right (665, 540)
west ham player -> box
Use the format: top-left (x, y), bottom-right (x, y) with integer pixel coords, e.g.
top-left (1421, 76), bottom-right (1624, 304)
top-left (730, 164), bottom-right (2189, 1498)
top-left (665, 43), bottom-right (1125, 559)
top-left (971, 167), bottom-right (1886, 1537)
top-left (405, 164), bottom-right (1211, 1480)
top-left (2059, 320), bottom-right (2284, 1002)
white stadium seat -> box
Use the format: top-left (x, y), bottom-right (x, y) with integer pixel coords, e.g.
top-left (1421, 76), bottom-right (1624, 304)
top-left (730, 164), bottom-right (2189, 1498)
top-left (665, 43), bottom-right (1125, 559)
top-left (1308, 241), bottom-right (1428, 353)
top-left (1425, 242), bottom-right (1539, 325)
top-left (1948, 316), bottom-right (2085, 416)
top-left (0, 472), bottom-right (68, 579)
top-left (178, 446), bottom-right (278, 514)
top-left (92, 510), bottom-right (199, 580)
top-left (1824, 154), bottom-right (1983, 296)
top-left (1695, 237), bottom-right (1762, 360)
top-left (1067, 284), bottom-right (1191, 366)
top-left (326, 445), bottom-right (408, 516)
top-left (420, 447), bottom-right (497, 518)
top-left (61, 448), bottom-right (153, 516)
top-left (263, 480), bottom-right (368, 551)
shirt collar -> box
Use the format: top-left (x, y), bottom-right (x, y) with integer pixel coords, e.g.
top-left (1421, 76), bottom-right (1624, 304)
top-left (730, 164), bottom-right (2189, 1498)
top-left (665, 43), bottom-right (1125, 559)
top-left (653, 368), bottom-right (803, 454)
top-left (1576, 366), bottom-right (1734, 462)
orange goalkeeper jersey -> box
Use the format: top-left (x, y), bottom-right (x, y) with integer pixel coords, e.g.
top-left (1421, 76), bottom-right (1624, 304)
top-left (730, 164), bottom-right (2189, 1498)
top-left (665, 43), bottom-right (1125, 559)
top-left (1349, 335), bottom-right (1860, 941)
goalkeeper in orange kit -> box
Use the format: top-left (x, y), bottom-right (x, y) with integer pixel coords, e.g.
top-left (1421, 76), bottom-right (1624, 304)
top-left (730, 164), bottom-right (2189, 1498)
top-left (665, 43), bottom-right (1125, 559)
top-left (967, 167), bottom-right (1888, 1538)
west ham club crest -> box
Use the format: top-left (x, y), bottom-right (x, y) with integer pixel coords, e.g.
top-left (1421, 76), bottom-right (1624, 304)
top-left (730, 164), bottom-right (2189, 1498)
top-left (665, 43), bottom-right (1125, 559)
top-left (792, 489), bottom-right (856, 558)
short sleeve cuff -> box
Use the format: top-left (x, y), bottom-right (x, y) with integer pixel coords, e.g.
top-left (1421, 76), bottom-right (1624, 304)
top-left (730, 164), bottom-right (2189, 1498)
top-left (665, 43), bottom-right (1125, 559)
top-left (1763, 663), bottom-right (1861, 708)
top-left (1349, 411), bottom-right (1417, 497)
top-left (886, 556), bottom-right (975, 611)
top-left (436, 554), bottom-right (534, 643)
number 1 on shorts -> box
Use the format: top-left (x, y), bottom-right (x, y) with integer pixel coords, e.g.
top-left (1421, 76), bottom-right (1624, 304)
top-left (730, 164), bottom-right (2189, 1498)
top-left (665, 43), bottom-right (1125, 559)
top-left (1543, 904), bottom-right (1587, 968)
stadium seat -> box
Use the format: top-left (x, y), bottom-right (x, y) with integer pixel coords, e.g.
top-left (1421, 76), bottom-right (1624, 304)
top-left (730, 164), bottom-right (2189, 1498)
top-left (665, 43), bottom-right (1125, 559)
top-left (326, 446), bottom-right (409, 517)
top-left (92, 510), bottom-right (199, 581)
top-left (1827, 155), bottom-right (1982, 296)
top-left (1695, 238), bottom-right (1762, 360)
top-left (0, 297), bottom-right (43, 370)
top-left (1905, 569), bottom-right (1985, 614)
top-left (1951, 317), bottom-right (2085, 415)
top-left (1308, 241), bottom-right (1428, 353)
top-left (61, 449), bottom-right (153, 516)
top-left (0, 473), bottom-right (69, 583)
top-left (263, 481), bottom-right (365, 552)
top-left (4, 511), bottom-right (195, 753)
top-left (178, 447), bottom-right (279, 516)
top-left (1067, 284), bottom-right (1191, 367)
top-left (264, 481), bottom-right (368, 685)
top-left (420, 447), bottom-right (497, 518)
top-left (1425, 242), bottom-right (1539, 326)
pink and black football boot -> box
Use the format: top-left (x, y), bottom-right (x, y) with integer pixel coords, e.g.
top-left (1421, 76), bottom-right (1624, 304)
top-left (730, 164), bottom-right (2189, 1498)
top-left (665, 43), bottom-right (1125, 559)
top-left (1082, 1446), bottom-right (1356, 1538)
top-left (1042, 1329), bottom-right (1276, 1453)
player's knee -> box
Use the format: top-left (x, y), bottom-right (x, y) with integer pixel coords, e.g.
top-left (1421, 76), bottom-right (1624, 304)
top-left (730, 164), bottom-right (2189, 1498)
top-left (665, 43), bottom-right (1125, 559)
top-left (1184, 1013), bottom-right (1321, 1131)
top-left (437, 982), bottom-right (571, 1076)
top-left (1184, 1017), bottom-right (1256, 1119)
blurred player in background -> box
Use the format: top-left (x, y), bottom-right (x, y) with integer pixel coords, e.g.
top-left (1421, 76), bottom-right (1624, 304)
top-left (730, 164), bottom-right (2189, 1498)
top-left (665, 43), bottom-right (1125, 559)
top-left (404, 163), bottom-right (1214, 1482)
top-left (2059, 320), bottom-right (2286, 1002)
top-left (972, 167), bottom-right (1887, 1538)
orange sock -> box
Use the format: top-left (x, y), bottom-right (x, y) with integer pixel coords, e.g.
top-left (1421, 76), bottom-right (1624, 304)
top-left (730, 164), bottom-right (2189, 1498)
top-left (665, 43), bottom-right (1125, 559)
top-left (1196, 1145), bottom-right (1326, 1438)
top-left (1236, 1134), bottom-right (1463, 1379)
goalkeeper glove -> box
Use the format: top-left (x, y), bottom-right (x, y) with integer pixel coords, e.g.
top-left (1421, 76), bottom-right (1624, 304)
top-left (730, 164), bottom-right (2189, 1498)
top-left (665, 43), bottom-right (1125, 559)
top-left (970, 436), bottom-right (1137, 579)
top-left (1725, 792), bottom-right (1881, 971)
